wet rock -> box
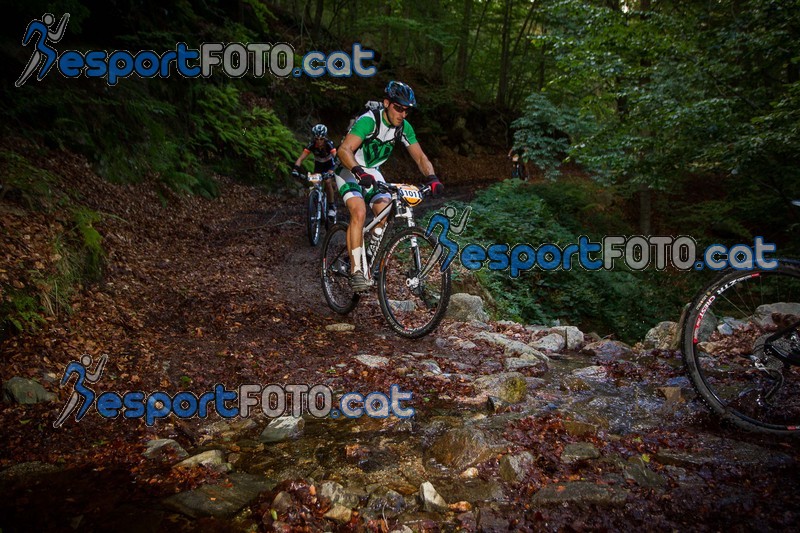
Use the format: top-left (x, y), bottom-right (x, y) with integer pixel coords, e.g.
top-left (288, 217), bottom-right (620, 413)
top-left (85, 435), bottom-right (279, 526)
top-left (429, 427), bottom-right (495, 470)
top-left (389, 300), bottom-right (417, 313)
top-left (203, 418), bottom-right (258, 439)
top-left (654, 435), bottom-right (795, 469)
top-left (164, 473), bottom-right (276, 518)
top-left (486, 395), bottom-right (507, 413)
top-left (531, 481), bottom-right (628, 507)
top-left (503, 357), bottom-right (542, 371)
top-left (656, 386), bottom-right (684, 405)
top-left (2, 377), bottom-right (56, 404)
top-left (551, 326), bottom-right (585, 350)
top-left (570, 366), bottom-right (608, 382)
top-left (561, 442), bottom-right (601, 463)
top-left (319, 481), bottom-right (361, 508)
top-left (441, 479), bottom-right (505, 503)
top-left (531, 333), bottom-right (566, 353)
top-left (476, 507), bottom-right (510, 531)
top-left (460, 467), bottom-right (479, 479)
top-left (272, 491), bottom-right (293, 513)
top-left (644, 321), bottom-right (680, 350)
top-left (474, 332), bottom-right (549, 363)
top-left (419, 481), bottom-right (448, 512)
top-left (174, 449), bottom-right (229, 471)
top-left (754, 302), bottom-right (800, 328)
top-left (326, 323), bottom-right (355, 332)
top-left (467, 320), bottom-right (493, 331)
top-left (499, 451), bottom-right (534, 483)
top-left (143, 439), bottom-right (188, 460)
top-left (473, 372), bottom-right (528, 403)
top-left (624, 456), bottom-right (666, 489)
top-left (0, 461), bottom-right (60, 482)
top-left (560, 376), bottom-right (592, 392)
top-left (259, 416), bottom-right (304, 443)
top-left (323, 504), bottom-right (352, 523)
top-left (363, 488), bottom-right (406, 520)
top-left (563, 420), bottom-right (598, 437)
top-left (446, 293), bottom-right (490, 322)
top-left (354, 354), bottom-right (389, 368)
top-left (662, 465), bottom-right (707, 488)
top-left (419, 360), bottom-right (442, 375)
top-left (457, 511), bottom-right (477, 531)
top-left (580, 340), bottom-right (633, 362)
top-left (436, 336), bottom-right (477, 350)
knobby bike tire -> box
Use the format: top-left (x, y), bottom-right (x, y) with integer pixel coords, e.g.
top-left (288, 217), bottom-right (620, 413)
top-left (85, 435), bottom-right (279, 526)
top-left (377, 226), bottom-right (451, 339)
top-left (306, 189), bottom-right (323, 246)
top-left (681, 260), bottom-right (800, 435)
top-left (320, 222), bottom-right (360, 314)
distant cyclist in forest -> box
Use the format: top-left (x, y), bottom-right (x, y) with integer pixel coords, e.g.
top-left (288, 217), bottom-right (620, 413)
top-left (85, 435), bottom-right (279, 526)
top-left (293, 124), bottom-right (338, 222)
top-left (336, 80), bottom-right (443, 292)
top-left (507, 146), bottom-right (529, 180)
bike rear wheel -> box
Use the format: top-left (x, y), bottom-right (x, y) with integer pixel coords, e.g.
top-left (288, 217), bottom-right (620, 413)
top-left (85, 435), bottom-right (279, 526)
top-left (681, 261), bottom-right (800, 435)
top-left (377, 226), bottom-right (451, 338)
top-left (307, 189), bottom-right (323, 246)
top-left (321, 222), bottom-right (360, 314)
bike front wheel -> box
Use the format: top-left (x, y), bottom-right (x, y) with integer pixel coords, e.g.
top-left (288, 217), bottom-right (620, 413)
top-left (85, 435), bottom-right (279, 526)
top-left (307, 189), bottom-right (323, 246)
top-left (681, 261), bottom-right (800, 435)
top-left (377, 226), bottom-right (451, 339)
top-left (321, 222), bottom-right (360, 314)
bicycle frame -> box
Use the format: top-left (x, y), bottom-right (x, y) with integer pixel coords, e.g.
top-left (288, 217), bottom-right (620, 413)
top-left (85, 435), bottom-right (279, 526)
top-left (359, 183), bottom-right (431, 283)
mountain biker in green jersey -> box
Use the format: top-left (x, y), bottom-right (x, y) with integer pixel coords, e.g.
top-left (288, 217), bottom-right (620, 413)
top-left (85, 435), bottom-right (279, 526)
top-left (336, 81), bottom-right (443, 292)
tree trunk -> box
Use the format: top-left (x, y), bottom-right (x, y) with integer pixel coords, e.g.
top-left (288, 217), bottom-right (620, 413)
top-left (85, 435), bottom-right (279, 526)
top-left (496, 0), bottom-right (513, 106)
top-left (314, 0), bottom-right (324, 33)
top-left (456, 0), bottom-right (473, 87)
top-left (639, 184), bottom-right (652, 235)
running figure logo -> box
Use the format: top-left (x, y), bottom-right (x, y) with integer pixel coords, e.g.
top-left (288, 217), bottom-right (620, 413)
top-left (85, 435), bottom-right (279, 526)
top-left (15, 13), bottom-right (70, 88)
top-left (422, 205), bottom-right (471, 276)
top-left (53, 354), bottom-right (108, 428)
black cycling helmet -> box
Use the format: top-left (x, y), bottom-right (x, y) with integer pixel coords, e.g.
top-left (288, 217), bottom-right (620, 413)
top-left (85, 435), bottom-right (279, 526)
top-left (312, 124), bottom-right (327, 138)
top-left (385, 81), bottom-right (416, 108)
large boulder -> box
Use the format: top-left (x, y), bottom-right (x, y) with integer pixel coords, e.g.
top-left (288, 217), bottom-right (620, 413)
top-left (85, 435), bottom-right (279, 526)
top-left (428, 427), bottom-right (496, 470)
top-left (3, 377), bottom-right (56, 405)
top-left (643, 321), bottom-right (680, 350)
top-left (446, 293), bottom-right (490, 322)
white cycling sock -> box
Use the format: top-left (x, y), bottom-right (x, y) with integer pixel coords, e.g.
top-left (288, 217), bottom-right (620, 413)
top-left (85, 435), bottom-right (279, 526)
top-left (352, 246), bottom-right (366, 274)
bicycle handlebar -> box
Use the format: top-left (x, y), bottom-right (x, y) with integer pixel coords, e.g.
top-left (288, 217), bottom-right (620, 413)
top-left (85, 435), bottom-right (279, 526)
top-left (293, 169), bottom-right (336, 182)
top-left (374, 181), bottom-right (434, 198)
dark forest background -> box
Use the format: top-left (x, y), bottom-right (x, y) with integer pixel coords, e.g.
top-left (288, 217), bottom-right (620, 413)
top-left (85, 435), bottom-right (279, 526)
top-left (2, 0), bottom-right (799, 342)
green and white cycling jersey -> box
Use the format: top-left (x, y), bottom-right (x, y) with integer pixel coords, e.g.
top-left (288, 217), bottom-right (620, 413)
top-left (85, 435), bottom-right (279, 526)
top-left (349, 110), bottom-right (418, 169)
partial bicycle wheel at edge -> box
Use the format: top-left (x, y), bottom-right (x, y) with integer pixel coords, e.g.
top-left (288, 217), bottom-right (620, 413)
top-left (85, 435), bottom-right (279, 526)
top-left (681, 261), bottom-right (800, 435)
top-left (307, 190), bottom-right (323, 246)
top-left (377, 226), bottom-right (451, 338)
top-left (321, 222), bottom-right (359, 314)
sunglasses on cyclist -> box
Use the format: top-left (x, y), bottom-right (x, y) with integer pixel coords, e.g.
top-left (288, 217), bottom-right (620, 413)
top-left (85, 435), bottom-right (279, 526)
top-left (391, 102), bottom-right (411, 114)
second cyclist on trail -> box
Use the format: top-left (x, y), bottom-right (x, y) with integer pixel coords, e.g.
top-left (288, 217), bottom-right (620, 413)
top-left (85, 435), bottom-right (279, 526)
top-left (335, 80), bottom-right (443, 292)
top-left (294, 124), bottom-right (338, 224)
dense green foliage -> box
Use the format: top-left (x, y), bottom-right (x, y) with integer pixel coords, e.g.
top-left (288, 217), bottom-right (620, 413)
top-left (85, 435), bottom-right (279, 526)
top-left (449, 179), bottom-right (693, 341)
top-left (511, 0), bottom-right (799, 253)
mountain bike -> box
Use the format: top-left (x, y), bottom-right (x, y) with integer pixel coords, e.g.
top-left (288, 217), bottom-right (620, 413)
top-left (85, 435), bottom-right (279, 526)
top-left (680, 256), bottom-right (800, 435)
top-left (298, 169), bottom-right (336, 246)
top-left (320, 181), bottom-right (451, 339)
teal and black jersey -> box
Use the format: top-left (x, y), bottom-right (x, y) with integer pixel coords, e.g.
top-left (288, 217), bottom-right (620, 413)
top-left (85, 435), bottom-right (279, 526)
top-left (349, 110), bottom-right (417, 169)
